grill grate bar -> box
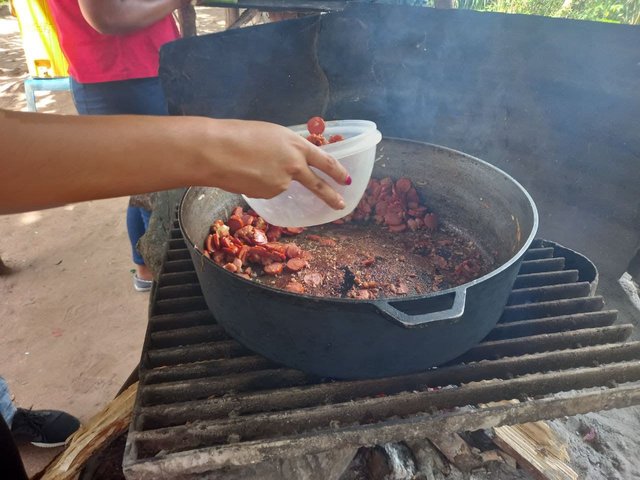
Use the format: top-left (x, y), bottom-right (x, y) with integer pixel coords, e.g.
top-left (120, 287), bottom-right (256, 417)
top-left (485, 310), bottom-right (618, 341)
top-left (126, 237), bottom-right (640, 474)
top-left (167, 238), bottom-right (185, 250)
top-left (143, 355), bottom-right (276, 385)
top-left (126, 384), bottom-right (640, 475)
top-left (147, 340), bottom-right (251, 369)
top-left (149, 324), bottom-right (228, 349)
top-left (155, 283), bottom-right (203, 301)
top-left (148, 310), bottom-right (213, 332)
top-left (166, 248), bottom-right (191, 261)
top-left (522, 247), bottom-right (555, 261)
top-left (507, 282), bottom-right (591, 305)
top-left (156, 271), bottom-right (199, 288)
top-left (136, 341), bottom-right (640, 430)
top-left (519, 257), bottom-right (565, 274)
top-left (132, 361), bottom-right (640, 456)
top-left (500, 296), bottom-right (604, 322)
top-left (141, 369), bottom-right (312, 406)
top-left (456, 325), bottom-right (632, 363)
top-left (152, 296), bottom-right (208, 316)
top-left (512, 270), bottom-right (579, 289)
top-left (163, 259), bottom-right (196, 273)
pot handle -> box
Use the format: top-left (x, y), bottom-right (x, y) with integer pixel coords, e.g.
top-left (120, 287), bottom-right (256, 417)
top-left (373, 288), bottom-right (467, 328)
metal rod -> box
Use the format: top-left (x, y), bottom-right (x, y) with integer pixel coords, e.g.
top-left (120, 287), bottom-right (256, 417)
top-left (131, 361), bottom-right (640, 454)
top-left (149, 309), bottom-right (213, 332)
top-left (146, 341), bottom-right (250, 370)
top-left (125, 383), bottom-right (640, 475)
top-left (507, 282), bottom-right (591, 305)
top-left (142, 355), bottom-right (274, 385)
top-left (151, 296), bottom-right (208, 315)
top-left (486, 310), bottom-right (618, 340)
top-left (457, 325), bottom-right (632, 362)
top-left (500, 296), bottom-right (604, 322)
top-left (522, 247), bottom-right (554, 261)
top-left (137, 342), bottom-right (640, 430)
top-left (513, 270), bottom-right (579, 289)
top-left (518, 257), bottom-right (565, 274)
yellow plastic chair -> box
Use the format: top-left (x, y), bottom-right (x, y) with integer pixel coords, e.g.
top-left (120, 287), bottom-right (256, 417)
top-left (10, 0), bottom-right (70, 111)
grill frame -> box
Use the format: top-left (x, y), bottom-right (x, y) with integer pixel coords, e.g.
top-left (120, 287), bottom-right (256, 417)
top-left (123, 230), bottom-right (640, 478)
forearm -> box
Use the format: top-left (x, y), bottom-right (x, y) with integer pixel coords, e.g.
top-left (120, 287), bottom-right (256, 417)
top-left (79, 0), bottom-right (185, 35)
top-left (1, 110), bottom-right (348, 215)
top-left (0, 110), bottom-right (209, 214)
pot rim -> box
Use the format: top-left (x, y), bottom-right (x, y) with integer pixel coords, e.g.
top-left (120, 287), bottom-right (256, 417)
top-left (179, 138), bottom-right (539, 304)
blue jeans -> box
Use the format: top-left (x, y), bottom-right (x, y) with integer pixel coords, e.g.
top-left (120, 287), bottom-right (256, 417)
top-left (0, 377), bottom-right (16, 427)
top-left (127, 207), bottom-right (152, 265)
top-left (70, 77), bottom-right (168, 265)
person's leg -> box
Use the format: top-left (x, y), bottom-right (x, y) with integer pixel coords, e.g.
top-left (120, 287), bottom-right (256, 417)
top-left (71, 77), bottom-right (167, 289)
top-left (0, 377), bottom-right (17, 427)
top-left (0, 415), bottom-right (28, 480)
top-left (0, 377), bottom-right (80, 448)
top-left (0, 377), bottom-right (27, 478)
top-left (127, 206), bottom-right (153, 291)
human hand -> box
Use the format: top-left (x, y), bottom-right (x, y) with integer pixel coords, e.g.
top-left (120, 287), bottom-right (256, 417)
top-left (206, 120), bottom-right (350, 210)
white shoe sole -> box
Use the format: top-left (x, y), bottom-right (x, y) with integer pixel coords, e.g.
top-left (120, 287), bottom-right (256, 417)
top-left (31, 440), bottom-right (66, 448)
top-left (133, 275), bottom-right (153, 292)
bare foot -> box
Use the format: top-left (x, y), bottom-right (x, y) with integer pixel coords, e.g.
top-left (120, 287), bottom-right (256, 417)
top-left (136, 264), bottom-right (153, 281)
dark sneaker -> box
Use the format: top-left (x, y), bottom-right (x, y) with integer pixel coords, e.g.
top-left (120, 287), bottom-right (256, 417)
top-left (11, 408), bottom-right (80, 448)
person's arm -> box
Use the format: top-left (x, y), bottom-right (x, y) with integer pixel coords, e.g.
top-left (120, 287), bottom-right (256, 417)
top-left (0, 110), bottom-right (348, 215)
top-left (78, 0), bottom-right (189, 35)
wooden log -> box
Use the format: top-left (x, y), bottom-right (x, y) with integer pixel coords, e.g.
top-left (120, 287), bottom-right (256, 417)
top-left (426, 431), bottom-right (483, 472)
top-left (38, 383), bottom-right (138, 480)
top-left (493, 422), bottom-right (578, 480)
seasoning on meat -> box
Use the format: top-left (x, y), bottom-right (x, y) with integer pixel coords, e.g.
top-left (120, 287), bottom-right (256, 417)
top-left (203, 176), bottom-right (494, 298)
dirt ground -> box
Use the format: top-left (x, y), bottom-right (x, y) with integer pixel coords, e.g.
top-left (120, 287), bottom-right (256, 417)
top-left (0, 6), bottom-right (226, 476)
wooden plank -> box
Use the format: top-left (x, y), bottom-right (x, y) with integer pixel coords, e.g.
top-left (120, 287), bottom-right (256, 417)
top-left (493, 422), bottom-right (578, 480)
top-left (426, 431), bottom-right (483, 472)
top-left (39, 383), bottom-right (138, 480)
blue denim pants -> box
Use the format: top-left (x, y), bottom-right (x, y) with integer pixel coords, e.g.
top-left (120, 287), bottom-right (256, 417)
top-left (0, 377), bottom-right (16, 427)
top-left (70, 76), bottom-right (168, 265)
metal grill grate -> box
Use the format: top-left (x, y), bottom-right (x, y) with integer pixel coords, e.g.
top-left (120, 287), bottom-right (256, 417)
top-left (123, 227), bottom-right (640, 478)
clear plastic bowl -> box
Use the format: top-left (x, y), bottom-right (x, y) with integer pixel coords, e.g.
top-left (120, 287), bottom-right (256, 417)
top-left (243, 120), bottom-right (382, 227)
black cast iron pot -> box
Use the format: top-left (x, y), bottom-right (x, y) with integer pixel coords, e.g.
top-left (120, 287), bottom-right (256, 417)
top-left (179, 138), bottom-right (538, 379)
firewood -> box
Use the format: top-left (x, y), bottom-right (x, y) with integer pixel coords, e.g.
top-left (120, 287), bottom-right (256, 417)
top-left (38, 382), bottom-right (138, 480)
top-left (426, 431), bottom-right (483, 472)
top-left (493, 421), bottom-right (578, 480)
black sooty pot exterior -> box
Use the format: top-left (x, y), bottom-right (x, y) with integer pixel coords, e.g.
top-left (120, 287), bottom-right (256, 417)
top-left (179, 139), bottom-right (538, 379)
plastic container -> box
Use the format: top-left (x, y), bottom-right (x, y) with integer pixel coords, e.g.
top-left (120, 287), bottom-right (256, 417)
top-left (11, 0), bottom-right (69, 78)
top-left (243, 120), bottom-right (382, 227)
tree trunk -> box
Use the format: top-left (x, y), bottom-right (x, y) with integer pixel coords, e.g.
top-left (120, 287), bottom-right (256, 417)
top-left (434, 0), bottom-right (455, 8)
top-left (177, 5), bottom-right (197, 38)
top-left (225, 8), bottom-right (241, 29)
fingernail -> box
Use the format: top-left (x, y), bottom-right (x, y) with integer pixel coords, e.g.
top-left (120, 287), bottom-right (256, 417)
top-left (345, 175), bottom-right (352, 186)
top-left (337, 197), bottom-right (346, 209)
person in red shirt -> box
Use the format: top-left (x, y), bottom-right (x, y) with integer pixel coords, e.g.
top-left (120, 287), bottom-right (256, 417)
top-left (47, 0), bottom-right (190, 291)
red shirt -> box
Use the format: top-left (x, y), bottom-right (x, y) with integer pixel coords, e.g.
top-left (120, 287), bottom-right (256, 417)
top-left (47, 1), bottom-right (180, 83)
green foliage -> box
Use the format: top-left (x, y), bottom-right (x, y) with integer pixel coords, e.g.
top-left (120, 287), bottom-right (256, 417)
top-left (453, 0), bottom-right (640, 24)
